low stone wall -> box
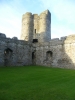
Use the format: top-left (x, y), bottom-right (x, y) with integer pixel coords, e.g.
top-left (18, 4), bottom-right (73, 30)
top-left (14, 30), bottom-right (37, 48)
top-left (0, 35), bottom-right (32, 66)
top-left (33, 35), bottom-right (75, 69)
top-left (0, 33), bottom-right (75, 69)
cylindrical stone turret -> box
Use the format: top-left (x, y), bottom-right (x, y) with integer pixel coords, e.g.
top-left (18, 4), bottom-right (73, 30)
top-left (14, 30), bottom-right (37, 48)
top-left (20, 10), bottom-right (51, 43)
top-left (39, 10), bottom-right (51, 42)
top-left (20, 12), bottom-right (33, 43)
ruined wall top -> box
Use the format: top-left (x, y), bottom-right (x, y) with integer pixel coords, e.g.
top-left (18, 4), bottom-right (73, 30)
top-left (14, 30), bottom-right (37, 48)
top-left (0, 33), bottom-right (31, 45)
top-left (64, 34), bottom-right (75, 43)
top-left (0, 33), bottom-right (6, 38)
top-left (22, 10), bottom-right (51, 20)
top-left (33, 34), bottom-right (75, 47)
top-left (22, 12), bottom-right (33, 21)
top-left (39, 10), bottom-right (51, 20)
top-left (1, 32), bottom-right (75, 46)
top-left (21, 9), bottom-right (51, 42)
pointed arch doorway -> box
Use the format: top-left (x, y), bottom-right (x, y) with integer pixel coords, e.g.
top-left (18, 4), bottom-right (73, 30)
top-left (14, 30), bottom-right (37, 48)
top-left (4, 48), bottom-right (13, 66)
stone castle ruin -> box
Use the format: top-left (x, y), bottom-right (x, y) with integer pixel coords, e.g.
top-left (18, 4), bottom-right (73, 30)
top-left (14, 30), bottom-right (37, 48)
top-left (0, 10), bottom-right (75, 69)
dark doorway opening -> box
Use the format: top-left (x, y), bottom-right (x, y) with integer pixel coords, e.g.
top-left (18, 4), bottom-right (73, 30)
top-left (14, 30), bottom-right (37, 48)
top-left (46, 51), bottom-right (53, 59)
top-left (32, 51), bottom-right (36, 65)
top-left (33, 39), bottom-right (38, 43)
top-left (4, 48), bottom-right (13, 66)
top-left (4, 48), bottom-right (13, 54)
top-left (46, 51), bottom-right (53, 64)
top-left (35, 29), bottom-right (36, 33)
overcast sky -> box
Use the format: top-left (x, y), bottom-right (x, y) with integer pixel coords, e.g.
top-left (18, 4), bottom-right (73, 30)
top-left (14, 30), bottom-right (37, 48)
top-left (0, 0), bottom-right (75, 39)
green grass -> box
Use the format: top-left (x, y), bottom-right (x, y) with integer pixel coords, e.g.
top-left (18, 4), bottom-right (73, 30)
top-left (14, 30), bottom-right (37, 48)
top-left (0, 66), bottom-right (75, 100)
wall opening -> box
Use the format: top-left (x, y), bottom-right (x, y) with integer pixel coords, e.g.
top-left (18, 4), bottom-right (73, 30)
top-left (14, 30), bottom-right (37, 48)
top-left (4, 48), bottom-right (13, 66)
top-left (32, 51), bottom-right (36, 65)
top-left (35, 29), bottom-right (36, 33)
top-left (46, 51), bottom-right (53, 59)
top-left (46, 51), bottom-right (53, 64)
top-left (33, 39), bottom-right (38, 43)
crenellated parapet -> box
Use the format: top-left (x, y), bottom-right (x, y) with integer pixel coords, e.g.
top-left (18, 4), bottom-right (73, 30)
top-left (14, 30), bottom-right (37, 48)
top-left (0, 33), bottom-right (6, 38)
top-left (22, 12), bottom-right (33, 20)
top-left (39, 10), bottom-right (51, 20)
top-left (0, 33), bottom-right (30, 45)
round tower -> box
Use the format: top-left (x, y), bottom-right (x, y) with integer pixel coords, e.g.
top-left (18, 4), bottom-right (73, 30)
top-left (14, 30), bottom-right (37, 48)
top-left (20, 12), bottom-right (33, 43)
top-left (39, 10), bottom-right (51, 42)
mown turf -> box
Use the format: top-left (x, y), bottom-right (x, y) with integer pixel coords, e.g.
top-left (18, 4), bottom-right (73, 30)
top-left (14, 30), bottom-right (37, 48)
top-left (0, 66), bottom-right (75, 100)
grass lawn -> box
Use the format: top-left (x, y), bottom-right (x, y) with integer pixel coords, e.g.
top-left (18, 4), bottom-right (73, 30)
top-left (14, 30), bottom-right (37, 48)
top-left (0, 66), bottom-right (75, 100)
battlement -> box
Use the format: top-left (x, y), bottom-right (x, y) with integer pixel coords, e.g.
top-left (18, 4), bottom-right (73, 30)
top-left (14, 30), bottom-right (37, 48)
top-left (32, 34), bottom-right (75, 47)
top-left (0, 33), bottom-right (31, 45)
top-left (12, 37), bottom-right (18, 40)
top-left (60, 36), bottom-right (67, 41)
top-left (40, 10), bottom-right (50, 15)
top-left (22, 12), bottom-right (33, 21)
top-left (39, 10), bottom-right (51, 19)
top-left (2, 32), bottom-right (75, 47)
top-left (0, 33), bottom-right (6, 38)
top-left (51, 38), bottom-right (59, 41)
top-left (23, 12), bottom-right (32, 16)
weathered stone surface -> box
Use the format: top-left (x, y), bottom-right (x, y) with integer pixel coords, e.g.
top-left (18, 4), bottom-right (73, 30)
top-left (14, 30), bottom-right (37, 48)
top-left (0, 33), bottom-right (6, 38)
top-left (0, 10), bottom-right (75, 69)
top-left (12, 37), bottom-right (18, 40)
top-left (20, 10), bottom-right (51, 43)
top-left (0, 37), bottom-right (32, 66)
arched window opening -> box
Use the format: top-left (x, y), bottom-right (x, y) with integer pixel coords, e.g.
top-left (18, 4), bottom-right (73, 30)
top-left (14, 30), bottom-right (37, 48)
top-left (46, 51), bottom-right (53, 59)
top-left (46, 51), bottom-right (53, 62)
top-left (35, 29), bottom-right (36, 34)
top-left (4, 48), bottom-right (13, 66)
top-left (45, 51), bottom-right (53, 65)
top-left (4, 48), bottom-right (13, 55)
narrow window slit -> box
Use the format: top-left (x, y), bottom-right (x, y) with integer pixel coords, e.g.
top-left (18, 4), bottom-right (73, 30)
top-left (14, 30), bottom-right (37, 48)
top-left (35, 29), bottom-right (36, 33)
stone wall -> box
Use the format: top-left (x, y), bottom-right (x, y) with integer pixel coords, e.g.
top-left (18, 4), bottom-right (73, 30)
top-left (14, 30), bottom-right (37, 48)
top-left (21, 12), bottom-right (33, 43)
top-left (0, 34), bottom-right (32, 66)
top-left (0, 32), bottom-right (75, 69)
top-left (38, 10), bottom-right (51, 42)
top-left (33, 35), bottom-right (75, 69)
top-left (20, 10), bottom-right (51, 43)
top-left (1, 9), bottom-right (75, 69)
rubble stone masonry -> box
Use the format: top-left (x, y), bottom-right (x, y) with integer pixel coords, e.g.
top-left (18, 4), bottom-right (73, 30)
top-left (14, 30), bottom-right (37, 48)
top-left (0, 10), bottom-right (75, 69)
